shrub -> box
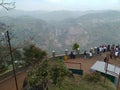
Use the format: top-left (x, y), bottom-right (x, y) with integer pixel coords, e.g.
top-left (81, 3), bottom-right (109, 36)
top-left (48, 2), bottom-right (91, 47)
top-left (50, 60), bottom-right (70, 87)
top-left (0, 65), bottom-right (8, 73)
top-left (83, 72), bottom-right (101, 83)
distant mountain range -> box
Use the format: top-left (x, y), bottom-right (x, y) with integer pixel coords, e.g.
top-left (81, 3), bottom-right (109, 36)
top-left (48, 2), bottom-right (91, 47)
top-left (0, 10), bottom-right (120, 54)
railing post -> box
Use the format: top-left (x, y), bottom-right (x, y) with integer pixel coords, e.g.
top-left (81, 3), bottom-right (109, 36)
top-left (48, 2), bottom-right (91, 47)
top-left (52, 50), bottom-right (55, 57)
top-left (80, 63), bottom-right (81, 70)
top-left (65, 49), bottom-right (68, 56)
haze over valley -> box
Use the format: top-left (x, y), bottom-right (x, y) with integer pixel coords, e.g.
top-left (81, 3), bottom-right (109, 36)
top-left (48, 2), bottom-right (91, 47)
top-left (0, 10), bottom-right (120, 54)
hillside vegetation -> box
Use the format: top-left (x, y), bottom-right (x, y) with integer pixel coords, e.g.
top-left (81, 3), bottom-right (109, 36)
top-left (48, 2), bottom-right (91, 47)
top-left (49, 74), bottom-right (116, 90)
top-left (0, 10), bottom-right (120, 54)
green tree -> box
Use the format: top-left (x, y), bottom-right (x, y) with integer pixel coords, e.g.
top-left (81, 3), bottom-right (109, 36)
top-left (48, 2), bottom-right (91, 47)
top-left (27, 67), bottom-right (39, 87)
top-left (26, 60), bottom-right (71, 90)
top-left (50, 60), bottom-right (70, 88)
top-left (72, 43), bottom-right (79, 50)
top-left (27, 60), bottom-right (49, 90)
top-left (23, 44), bottom-right (47, 66)
top-left (37, 60), bottom-right (49, 90)
top-left (0, 44), bottom-right (10, 71)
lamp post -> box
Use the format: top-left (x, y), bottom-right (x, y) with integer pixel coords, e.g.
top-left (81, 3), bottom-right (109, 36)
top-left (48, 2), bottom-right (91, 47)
top-left (1, 31), bottom-right (18, 90)
top-left (104, 54), bottom-right (109, 84)
top-left (77, 48), bottom-right (80, 54)
top-left (52, 50), bottom-right (55, 57)
top-left (65, 49), bottom-right (68, 56)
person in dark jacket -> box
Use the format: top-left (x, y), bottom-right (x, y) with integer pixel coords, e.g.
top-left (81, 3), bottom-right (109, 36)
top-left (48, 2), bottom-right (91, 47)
top-left (84, 51), bottom-right (87, 59)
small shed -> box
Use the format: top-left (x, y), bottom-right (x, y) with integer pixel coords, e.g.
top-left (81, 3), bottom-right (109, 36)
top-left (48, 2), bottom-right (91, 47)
top-left (90, 61), bottom-right (120, 84)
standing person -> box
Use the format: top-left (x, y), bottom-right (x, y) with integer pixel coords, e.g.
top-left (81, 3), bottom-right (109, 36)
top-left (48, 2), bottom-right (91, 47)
top-left (103, 45), bottom-right (107, 52)
top-left (118, 48), bottom-right (120, 57)
top-left (84, 51), bottom-right (87, 59)
top-left (107, 45), bottom-right (110, 51)
top-left (115, 50), bottom-right (119, 59)
top-left (111, 44), bottom-right (115, 58)
top-left (110, 51), bottom-right (113, 59)
top-left (97, 47), bottom-right (100, 54)
top-left (73, 51), bottom-right (76, 59)
top-left (89, 51), bottom-right (93, 59)
top-left (104, 57), bottom-right (107, 62)
top-left (99, 46), bottom-right (103, 54)
top-left (69, 51), bottom-right (73, 59)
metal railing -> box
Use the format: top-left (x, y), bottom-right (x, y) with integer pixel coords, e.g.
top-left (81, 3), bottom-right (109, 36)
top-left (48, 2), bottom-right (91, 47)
top-left (64, 61), bottom-right (82, 70)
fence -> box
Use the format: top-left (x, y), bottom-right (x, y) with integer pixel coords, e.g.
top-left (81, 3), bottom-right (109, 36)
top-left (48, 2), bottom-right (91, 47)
top-left (64, 61), bottom-right (83, 75)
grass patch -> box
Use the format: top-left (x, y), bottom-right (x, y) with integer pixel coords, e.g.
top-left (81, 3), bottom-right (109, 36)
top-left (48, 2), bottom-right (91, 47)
top-left (49, 73), bottom-right (116, 90)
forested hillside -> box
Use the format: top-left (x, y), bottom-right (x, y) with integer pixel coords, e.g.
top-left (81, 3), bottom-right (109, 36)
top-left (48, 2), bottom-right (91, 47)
top-left (0, 10), bottom-right (120, 54)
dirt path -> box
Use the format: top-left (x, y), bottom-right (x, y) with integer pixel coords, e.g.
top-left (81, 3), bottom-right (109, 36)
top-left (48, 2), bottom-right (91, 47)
top-left (0, 71), bottom-right (26, 90)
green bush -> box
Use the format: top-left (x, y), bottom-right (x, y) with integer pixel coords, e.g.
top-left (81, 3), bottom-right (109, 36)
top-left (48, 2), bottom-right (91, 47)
top-left (50, 60), bottom-right (70, 87)
top-left (0, 65), bottom-right (8, 73)
top-left (83, 72), bottom-right (101, 83)
top-left (27, 67), bottom-right (39, 87)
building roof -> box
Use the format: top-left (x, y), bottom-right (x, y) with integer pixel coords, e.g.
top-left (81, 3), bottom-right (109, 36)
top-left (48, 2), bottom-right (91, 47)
top-left (90, 61), bottom-right (120, 78)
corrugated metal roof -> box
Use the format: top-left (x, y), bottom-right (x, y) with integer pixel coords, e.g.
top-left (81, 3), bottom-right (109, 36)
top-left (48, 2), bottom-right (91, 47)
top-left (90, 61), bottom-right (120, 78)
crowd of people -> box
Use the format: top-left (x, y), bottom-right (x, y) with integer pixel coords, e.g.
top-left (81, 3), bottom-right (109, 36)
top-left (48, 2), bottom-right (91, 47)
top-left (69, 51), bottom-right (76, 59)
top-left (69, 44), bottom-right (120, 60)
top-left (93, 44), bottom-right (120, 59)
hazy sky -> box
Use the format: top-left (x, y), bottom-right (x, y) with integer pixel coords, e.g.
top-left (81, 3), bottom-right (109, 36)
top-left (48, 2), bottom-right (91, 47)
top-left (2, 0), bottom-right (120, 11)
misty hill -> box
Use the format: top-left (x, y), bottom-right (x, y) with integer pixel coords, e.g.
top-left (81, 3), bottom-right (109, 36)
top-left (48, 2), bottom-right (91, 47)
top-left (0, 10), bottom-right (120, 54)
top-left (55, 10), bottom-right (120, 49)
top-left (0, 9), bottom-right (95, 22)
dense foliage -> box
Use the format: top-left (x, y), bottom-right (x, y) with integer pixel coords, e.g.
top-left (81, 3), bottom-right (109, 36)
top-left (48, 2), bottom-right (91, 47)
top-left (23, 44), bottom-right (47, 66)
top-left (26, 60), bottom-right (70, 90)
top-left (50, 60), bottom-right (70, 87)
top-left (83, 72), bottom-right (101, 83)
top-left (72, 43), bottom-right (79, 50)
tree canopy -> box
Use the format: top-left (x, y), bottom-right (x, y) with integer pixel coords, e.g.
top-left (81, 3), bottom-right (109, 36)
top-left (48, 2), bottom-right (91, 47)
top-left (23, 44), bottom-right (47, 66)
top-left (72, 43), bottom-right (79, 50)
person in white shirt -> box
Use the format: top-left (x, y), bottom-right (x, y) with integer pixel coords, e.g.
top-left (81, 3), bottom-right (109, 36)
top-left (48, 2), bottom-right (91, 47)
top-left (115, 51), bottom-right (119, 58)
top-left (89, 51), bottom-right (93, 59)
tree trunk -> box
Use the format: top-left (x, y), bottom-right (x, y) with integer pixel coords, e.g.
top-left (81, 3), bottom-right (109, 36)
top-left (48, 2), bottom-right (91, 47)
top-left (42, 79), bottom-right (48, 90)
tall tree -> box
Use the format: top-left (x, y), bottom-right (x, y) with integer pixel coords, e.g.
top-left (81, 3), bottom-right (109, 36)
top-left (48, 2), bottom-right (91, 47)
top-left (23, 44), bottom-right (47, 66)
